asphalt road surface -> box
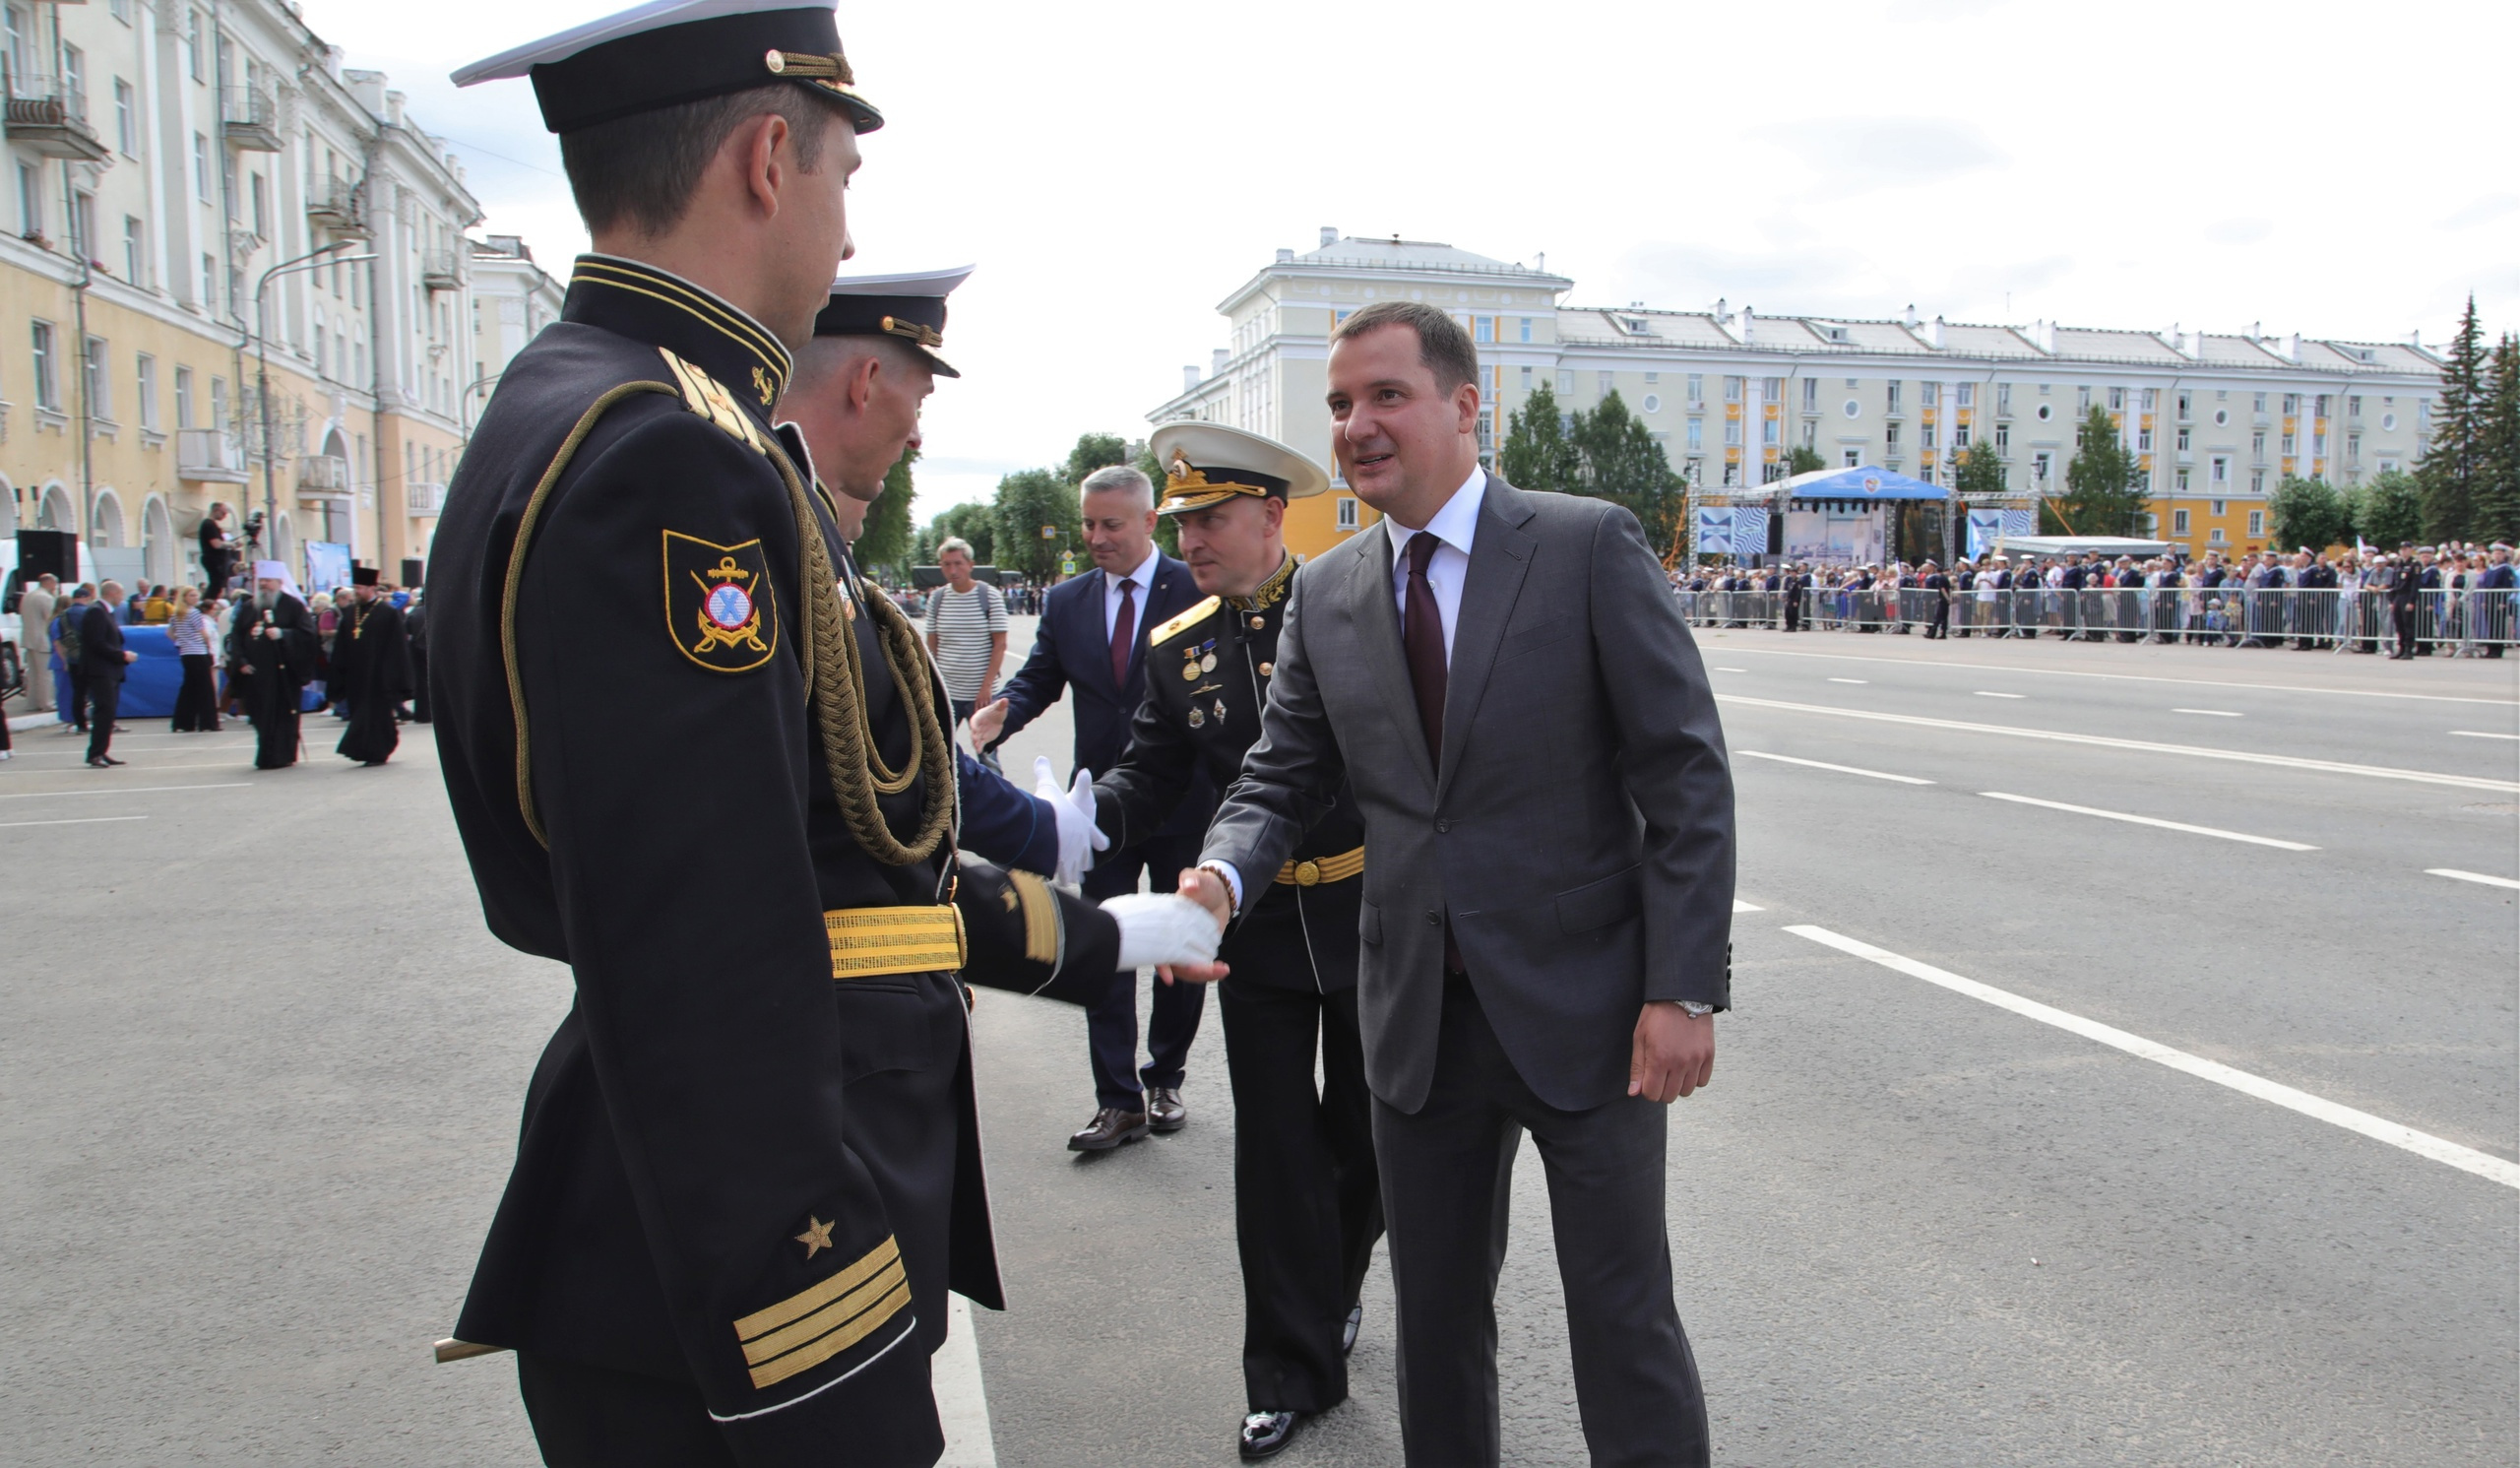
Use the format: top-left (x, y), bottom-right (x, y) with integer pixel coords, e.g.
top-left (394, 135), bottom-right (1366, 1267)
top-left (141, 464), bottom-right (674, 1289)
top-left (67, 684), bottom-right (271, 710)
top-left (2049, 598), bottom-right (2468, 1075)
top-left (2, 619), bottom-right (2512, 1466)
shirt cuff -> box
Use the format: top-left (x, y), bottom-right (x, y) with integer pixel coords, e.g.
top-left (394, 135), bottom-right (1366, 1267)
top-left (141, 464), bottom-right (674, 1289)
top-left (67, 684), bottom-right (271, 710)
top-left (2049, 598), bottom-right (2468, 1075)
top-left (1201, 861), bottom-right (1243, 913)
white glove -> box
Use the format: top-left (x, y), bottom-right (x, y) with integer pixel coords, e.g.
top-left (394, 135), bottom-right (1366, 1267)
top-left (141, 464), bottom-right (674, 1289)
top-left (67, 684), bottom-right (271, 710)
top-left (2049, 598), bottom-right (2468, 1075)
top-left (1105, 893), bottom-right (1223, 971)
top-left (1035, 756), bottom-right (1109, 888)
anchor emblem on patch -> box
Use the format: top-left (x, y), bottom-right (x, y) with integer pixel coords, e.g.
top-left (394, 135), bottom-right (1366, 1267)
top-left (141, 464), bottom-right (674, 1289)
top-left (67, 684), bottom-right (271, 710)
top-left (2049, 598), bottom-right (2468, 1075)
top-left (663, 531), bottom-right (780, 672)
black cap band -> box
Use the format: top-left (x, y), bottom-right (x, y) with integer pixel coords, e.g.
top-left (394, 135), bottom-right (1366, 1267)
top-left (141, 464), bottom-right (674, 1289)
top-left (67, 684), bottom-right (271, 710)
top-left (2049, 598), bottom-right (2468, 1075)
top-left (531, 7), bottom-right (879, 135)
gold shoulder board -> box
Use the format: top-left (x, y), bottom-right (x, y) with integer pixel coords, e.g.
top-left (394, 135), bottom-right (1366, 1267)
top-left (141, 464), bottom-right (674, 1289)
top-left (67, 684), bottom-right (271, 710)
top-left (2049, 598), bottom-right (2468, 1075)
top-left (656, 347), bottom-right (766, 455)
top-left (1147, 595), bottom-right (1221, 647)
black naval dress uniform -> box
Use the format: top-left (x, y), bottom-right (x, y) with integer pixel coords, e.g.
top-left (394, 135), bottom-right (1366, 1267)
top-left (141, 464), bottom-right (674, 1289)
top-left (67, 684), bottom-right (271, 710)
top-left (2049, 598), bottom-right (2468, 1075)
top-left (429, 255), bottom-right (1124, 1467)
top-left (1096, 553), bottom-right (1384, 1421)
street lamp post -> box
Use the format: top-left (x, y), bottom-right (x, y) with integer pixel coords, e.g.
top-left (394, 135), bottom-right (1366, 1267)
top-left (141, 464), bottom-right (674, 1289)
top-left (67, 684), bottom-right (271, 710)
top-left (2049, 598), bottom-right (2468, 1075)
top-left (252, 242), bottom-right (375, 575)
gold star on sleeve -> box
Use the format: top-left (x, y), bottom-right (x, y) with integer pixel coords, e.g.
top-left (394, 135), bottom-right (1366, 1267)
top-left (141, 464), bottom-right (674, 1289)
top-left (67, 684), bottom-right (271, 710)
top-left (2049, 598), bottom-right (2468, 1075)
top-left (794, 1216), bottom-right (836, 1259)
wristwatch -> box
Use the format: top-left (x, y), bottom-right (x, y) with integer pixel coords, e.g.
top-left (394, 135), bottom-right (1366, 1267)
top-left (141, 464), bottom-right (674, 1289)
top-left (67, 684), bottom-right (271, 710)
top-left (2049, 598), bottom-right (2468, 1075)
top-left (1677, 1001), bottom-right (1715, 1018)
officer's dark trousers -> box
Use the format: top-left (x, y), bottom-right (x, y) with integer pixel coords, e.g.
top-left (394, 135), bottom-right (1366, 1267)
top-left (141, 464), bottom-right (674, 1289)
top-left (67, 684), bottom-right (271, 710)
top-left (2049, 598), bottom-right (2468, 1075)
top-left (1082, 834), bottom-right (1204, 1110)
top-left (1373, 976), bottom-right (1706, 1468)
top-left (2392, 603), bottom-right (2419, 657)
top-left (1219, 974), bottom-right (1382, 1414)
top-left (84, 671), bottom-right (120, 762)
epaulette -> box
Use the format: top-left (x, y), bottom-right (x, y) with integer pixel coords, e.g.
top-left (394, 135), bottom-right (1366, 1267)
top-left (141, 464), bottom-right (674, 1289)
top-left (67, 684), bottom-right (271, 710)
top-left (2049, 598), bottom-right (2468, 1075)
top-left (1147, 595), bottom-right (1221, 648)
top-left (655, 347), bottom-right (768, 455)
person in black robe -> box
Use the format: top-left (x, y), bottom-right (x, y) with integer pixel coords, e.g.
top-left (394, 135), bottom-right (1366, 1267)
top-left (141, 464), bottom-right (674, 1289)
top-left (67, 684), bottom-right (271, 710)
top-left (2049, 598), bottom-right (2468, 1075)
top-left (227, 563), bottom-right (318, 769)
top-left (334, 566), bottom-right (410, 766)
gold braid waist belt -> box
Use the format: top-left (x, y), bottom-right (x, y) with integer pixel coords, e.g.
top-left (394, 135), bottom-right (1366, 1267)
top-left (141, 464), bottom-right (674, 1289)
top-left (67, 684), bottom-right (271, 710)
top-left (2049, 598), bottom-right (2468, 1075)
top-left (826, 906), bottom-right (967, 979)
top-left (1275, 847), bottom-right (1365, 887)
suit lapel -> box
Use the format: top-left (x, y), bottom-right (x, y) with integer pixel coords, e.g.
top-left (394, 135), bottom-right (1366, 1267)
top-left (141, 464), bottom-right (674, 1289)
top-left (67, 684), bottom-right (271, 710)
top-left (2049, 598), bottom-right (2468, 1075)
top-left (1349, 519), bottom-right (1436, 794)
top-left (1435, 474), bottom-right (1538, 804)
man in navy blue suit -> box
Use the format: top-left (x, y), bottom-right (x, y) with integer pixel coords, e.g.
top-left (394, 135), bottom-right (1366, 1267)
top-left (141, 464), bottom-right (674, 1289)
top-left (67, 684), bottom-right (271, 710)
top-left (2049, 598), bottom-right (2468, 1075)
top-left (980, 463), bottom-right (1214, 1151)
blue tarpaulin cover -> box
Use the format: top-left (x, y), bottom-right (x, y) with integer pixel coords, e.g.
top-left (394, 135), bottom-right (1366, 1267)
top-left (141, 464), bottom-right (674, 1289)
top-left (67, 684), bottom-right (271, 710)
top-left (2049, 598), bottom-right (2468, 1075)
top-left (1778, 465), bottom-right (1947, 501)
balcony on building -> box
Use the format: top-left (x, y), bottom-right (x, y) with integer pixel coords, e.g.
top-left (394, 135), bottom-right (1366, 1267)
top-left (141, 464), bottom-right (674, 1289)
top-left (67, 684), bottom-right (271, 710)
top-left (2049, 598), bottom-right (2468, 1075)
top-left (406, 480), bottom-right (447, 517)
top-left (298, 454), bottom-right (349, 494)
top-left (176, 428), bottom-right (252, 483)
top-left (422, 248), bottom-right (464, 293)
top-left (305, 174), bottom-right (369, 238)
top-left (223, 85), bottom-right (284, 153)
top-left (3, 72), bottom-right (110, 162)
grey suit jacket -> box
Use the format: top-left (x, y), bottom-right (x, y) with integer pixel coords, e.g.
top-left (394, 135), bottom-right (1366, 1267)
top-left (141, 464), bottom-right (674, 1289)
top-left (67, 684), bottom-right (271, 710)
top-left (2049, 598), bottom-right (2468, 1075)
top-left (1201, 472), bottom-right (1734, 1114)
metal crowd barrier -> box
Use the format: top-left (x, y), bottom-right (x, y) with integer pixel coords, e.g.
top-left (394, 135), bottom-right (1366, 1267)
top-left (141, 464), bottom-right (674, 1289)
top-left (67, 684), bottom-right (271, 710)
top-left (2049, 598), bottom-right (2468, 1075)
top-left (1674, 585), bottom-right (2517, 651)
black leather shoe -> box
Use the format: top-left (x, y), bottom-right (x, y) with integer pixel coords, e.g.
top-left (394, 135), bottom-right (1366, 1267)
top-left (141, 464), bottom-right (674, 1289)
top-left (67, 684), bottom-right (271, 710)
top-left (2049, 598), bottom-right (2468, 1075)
top-left (88, 756), bottom-right (125, 767)
top-left (1239, 1410), bottom-right (1305, 1460)
top-left (1068, 1108), bottom-right (1149, 1152)
top-left (1341, 1303), bottom-right (1363, 1356)
top-left (1146, 1086), bottom-right (1188, 1133)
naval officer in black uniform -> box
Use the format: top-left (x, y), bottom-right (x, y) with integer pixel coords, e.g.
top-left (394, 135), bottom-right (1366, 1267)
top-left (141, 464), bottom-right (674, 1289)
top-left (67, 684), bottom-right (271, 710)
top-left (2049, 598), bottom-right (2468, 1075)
top-left (1092, 423), bottom-right (1382, 1461)
top-left (432, 8), bottom-right (1220, 1465)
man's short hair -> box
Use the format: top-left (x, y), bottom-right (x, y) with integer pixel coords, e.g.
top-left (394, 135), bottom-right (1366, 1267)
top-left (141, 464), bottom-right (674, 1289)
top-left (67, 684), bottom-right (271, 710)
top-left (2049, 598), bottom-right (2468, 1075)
top-left (937, 538), bottom-right (974, 560)
top-left (1330, 299), bottom-right (1480, 394)
top-left (560, 83), bottom-right (842, 237)
top-left (1078, 465), bottom-right (1154, 508)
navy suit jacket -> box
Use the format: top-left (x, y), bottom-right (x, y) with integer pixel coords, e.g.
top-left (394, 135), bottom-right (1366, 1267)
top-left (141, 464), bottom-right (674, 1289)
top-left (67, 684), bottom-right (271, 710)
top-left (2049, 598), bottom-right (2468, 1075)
top-left (81, 602), bottom-right (127, 681)
top-left (994, 553), bottom-right (1212, 842)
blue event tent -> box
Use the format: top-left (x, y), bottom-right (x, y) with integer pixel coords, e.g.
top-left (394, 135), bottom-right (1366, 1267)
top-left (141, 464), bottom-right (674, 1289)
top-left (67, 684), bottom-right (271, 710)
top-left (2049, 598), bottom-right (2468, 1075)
top-left (1776, 464), bottom-right (1947, 502)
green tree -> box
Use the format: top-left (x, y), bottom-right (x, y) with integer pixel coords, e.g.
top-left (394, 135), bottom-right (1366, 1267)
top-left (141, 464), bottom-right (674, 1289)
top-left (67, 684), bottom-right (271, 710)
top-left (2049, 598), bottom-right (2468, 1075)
top-left (1133, 441), bottom-right (1180, 556)
top-left (1497, 382), bottom-right (1580, 492)
top-left (853, 445), bottom-right (916, 575)
top-left (1950, 441), bottom-right (2007, 498)
top-left (2046, 404), bottom-right (2145, 535)
top-left (1063, 432), bottom-right (1129, 487)
top-left (2476, 332), bottom-right (2520, 544)
top-left (2418, 294), bottom-right (2489, 541)
top-left (2267, 474), bottom-right (2352, 552)
top-left (1786, 444), bottom-right (1826, 477)
top-left (1568, 391), bottom-right (1685, 553)
top-left (2348, 469), bottom-right (2425, 548)
top-left (916, 501), bottom-right (995, 567)
top-left (992, 468), bottom-right (1078, 582)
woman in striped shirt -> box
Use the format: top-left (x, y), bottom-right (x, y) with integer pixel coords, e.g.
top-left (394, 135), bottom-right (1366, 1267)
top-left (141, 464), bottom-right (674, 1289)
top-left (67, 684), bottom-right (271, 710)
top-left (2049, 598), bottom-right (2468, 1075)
top-left (166, 587), bottom-right (220, 733)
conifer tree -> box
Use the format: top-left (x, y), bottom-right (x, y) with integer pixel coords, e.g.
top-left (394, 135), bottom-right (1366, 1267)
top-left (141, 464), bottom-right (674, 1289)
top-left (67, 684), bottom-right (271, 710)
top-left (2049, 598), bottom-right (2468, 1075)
top-left (1497, 381), bottom-right (1580, 492)
top-left (2475, 332), bottom-right (2520, 544)
top-left (2048, 404), bottom-right (2145, 535)
top-left (2418, 294), bottom-right (2488, 541)
top-left (1569, 391), bottom-right (1685, 554)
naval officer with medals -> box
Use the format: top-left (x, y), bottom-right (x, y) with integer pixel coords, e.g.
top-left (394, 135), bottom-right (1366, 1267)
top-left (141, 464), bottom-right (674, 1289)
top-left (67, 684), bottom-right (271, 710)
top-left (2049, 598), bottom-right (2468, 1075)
top-left (1091, 423), bottom-right (1382, 1461)
top-left (429, 7), bottom-right (1218, 1464)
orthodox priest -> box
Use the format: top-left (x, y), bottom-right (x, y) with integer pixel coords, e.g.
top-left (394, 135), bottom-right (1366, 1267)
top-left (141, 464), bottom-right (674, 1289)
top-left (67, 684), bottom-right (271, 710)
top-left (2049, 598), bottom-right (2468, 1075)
top-left (334, 565), bottom-right (412, 766)
top-left (227, 560), bottom-right (318, 770)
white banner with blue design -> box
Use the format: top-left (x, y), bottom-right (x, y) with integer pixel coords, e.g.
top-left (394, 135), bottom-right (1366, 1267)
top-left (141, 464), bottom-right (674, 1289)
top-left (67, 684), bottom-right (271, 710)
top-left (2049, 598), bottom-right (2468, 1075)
top-left (1732, 506), bottom-right (1770, 559)
top-left (1693, 507), bottom-right (1734, 556)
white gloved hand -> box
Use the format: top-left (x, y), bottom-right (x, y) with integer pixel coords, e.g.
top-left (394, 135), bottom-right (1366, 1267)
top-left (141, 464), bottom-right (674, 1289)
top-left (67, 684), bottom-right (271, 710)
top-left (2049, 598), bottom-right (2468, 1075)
top-left (1035, 756), bottom-right (1108, 887)
top-left (1105, 893), bottom-right (1224, 971)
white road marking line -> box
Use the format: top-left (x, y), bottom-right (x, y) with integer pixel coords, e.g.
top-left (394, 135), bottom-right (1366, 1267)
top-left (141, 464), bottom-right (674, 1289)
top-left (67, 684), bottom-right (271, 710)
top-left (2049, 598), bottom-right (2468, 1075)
top-left (0, 761), bottom-right (254, 773)
top-left (1973, 690), bottom-right (2025, 699)
top-left (1785, 925), bottom-right (2520, 1191)
top-left (0, 783), bottom-right (252, 800)
top-left (1734, 749), bottom-right (1935, 785)
top-left (1714, 667), bottom-right (1748, 672)
top-left (1827, 676), bottom-right (1868, 684)
top-left (1715, 694), bottom-right (2520, 795)
top-left (935, 1294), bottom-right (997, 1467)
top-left (1732, 899), bottom-right (1764, 913)
top-left (2448, 730), bottom-right (2520, 740)
top-left (1979, 791), bottom-right (2317, 851)
top-left (2427, 868), bottom-right (2520, 891)
top-left (0, 815), bottom-right (149, 829)
top-left (1718, 645), bottom-right (2519, 706)
top-left (2174, 708), bottom-right (2243, 717)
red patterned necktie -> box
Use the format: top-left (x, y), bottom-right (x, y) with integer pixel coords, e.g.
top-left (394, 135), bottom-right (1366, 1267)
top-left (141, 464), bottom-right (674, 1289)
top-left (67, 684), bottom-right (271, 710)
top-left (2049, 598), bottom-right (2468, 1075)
top-left (1109, 577), bottom-right (1137, 690)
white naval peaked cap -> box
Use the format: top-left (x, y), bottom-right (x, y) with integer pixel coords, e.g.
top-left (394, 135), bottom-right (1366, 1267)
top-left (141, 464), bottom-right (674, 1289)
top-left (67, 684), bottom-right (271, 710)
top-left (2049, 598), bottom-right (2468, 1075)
top-left (814, 265), bottom-right (975, 377)
top-left (1148, 421), bottom-right (1331, 516)
top-left (824, 265), bottom-right (976, 299)
top-left (452, 0), bottom-right (880, 136)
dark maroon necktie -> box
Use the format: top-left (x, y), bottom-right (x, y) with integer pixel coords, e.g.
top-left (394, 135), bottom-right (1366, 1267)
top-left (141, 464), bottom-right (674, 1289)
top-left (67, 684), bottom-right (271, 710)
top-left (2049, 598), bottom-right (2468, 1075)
top-left (1109, 577), bottom-right (1137, 690)
top-left (1402, 532), bottom-right (1464, 974)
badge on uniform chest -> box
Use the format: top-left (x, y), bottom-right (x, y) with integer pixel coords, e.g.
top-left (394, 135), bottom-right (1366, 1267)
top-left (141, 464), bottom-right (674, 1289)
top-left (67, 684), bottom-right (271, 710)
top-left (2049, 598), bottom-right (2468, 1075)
top-left (664, 531), bottom-right (780, 672)
top-left (1179, 638), bottom-right (1217, 680)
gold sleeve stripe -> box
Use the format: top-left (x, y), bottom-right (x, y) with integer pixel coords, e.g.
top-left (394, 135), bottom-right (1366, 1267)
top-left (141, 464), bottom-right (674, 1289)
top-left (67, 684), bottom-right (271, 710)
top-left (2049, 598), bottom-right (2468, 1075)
top-left (826, 906), bottom-right (966, 978)
top-left (740, 1257), bottom-right (907, 1369)
top-left (734, 1234), bottom-right (901, 1342)
top-left (745, 1277), bottom-right (911, 1389)
top-left (1275, 846), bottom-right (1365, 886)
top-left (1008, 870), bottom-right (1061, 965)
top-left (1147, 596), bottom-right (1221, 648)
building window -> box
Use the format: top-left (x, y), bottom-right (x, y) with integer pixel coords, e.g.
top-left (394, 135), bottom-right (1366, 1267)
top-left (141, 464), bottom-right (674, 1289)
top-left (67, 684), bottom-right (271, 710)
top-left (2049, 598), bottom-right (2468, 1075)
top-left (84, 336), bottom-right (108, 419)
top-left (121, 215), bottom-right (142, 284)
top-left (1922, 380), bottom-right (1940, 409)
top-left (109, 0), bottom-right (130, 23)
top-left (1336, 495), bottom-right (1358, 531)
top-left (1960, 382), bottom-right (1980, 409)
top-left (16, 160), bottom-right (36, 238)
top-left (1954, 423), bottom-right (1971, 449)
top-left (2211, 456), bottom-right (2228, 483)
top-left (70, 191), bottom-right (94, 259)
top-left (2175, 391), bottom-right (2191, 420)
top-left (2078, 385), bottom-right (2093, 413)
top-left (1519, 365), bottom-right (1532, 391)
top-left (1762, 417), bottom-right (1779, 447)
top-left (1993, 422), bottom-right (2010, 454)
top-left (2251, 431), bottom-right (2267, 461)
top-left (2248, 470), bottom-right (2265, 493)
top-left (62, 43), bottom-right (84, 120)
top-left (2282, 393), bottom-right (2300, 415)
top-left (2143, 388), bottom-right (2158, 412)
top-left (2108, 386), bottom-right (2126, 412)
top-left (1724, 420), bottom-right (1742, 447)
top-left (2348, 395), bottom-right (2362, 419)
top-left (1686, 373), bottom-right (1702, 403)
top-left (201, 252), bottom-right (218, 309)
top-left (135, 352), bottom-right (157, 429)
top-left (1556, 369), bottom-right (1575, 396)
top-left (2209, 498), bottom-right (2228, 517)
top-left (2214, 408), bottom-right (2230, 426)
top-left (1996, 382), bottom-right (2012, 414)
top-left (2281, 432), bottom-right (2296, 456)
top-left (1762, 377), bottom-right (1784, 403)
top-left (1885, 423), bottom-right (1902, 451)
top-left (1885, 381), bottom-right (1902, 414)
top-left (1642, 394), bottom-right (1661, 415)
top-left (1644, 371), bottom-right (1659, 385)
top-left (2032, 450), bottom-right (2052, 481)
top-left (1685, 419), bottom-right (1702, 451)
top-left (1801, 377), bottom-right (1817, 410)
top-left (2173, 508), bottom-right (2190, 536)
top-left (249, 173), bottom-right (267, 238)
top-left (2247, 510), bottom-right (2264, 537)
top-left (113, 78), bottom-right (135, 155)
top-left (1724, 376), bottom-right (1741, 403)
top-left (174, 364), bottom-right (193, 427)
top-left (1722, 462), bottom-right (1738, 486)
top-left (1843, 449), bottom-right (1861, 468)
top-left (193, 133), bottom-right (210, 199)
top-left (2348, 432), bottom-right (2361, 462)
top-left (2174, 426), bottom-right (2190, 452)
top-left (1474, 316), bottom-right (1491, 344)
top-left (2176, 469), bottom-right (2190, 491)
top-left (1518, 317), bottom-right (1531, 344)
top-left (210, 375), bottom-right (227, 433)
top-left (188, 8), bottom-right (206, 80)
top-left (31, 320), bottom-right (56, 409)
top-left (2137, 427), bottom-right (2154, 452)
top-left (1597, 371), bottom-right (1612, 399)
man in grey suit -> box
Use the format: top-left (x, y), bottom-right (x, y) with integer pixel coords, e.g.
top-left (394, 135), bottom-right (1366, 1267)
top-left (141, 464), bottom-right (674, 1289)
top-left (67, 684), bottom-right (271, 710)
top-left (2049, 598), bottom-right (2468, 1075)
top-left (1177, 299), bottom-right (1734, 1466)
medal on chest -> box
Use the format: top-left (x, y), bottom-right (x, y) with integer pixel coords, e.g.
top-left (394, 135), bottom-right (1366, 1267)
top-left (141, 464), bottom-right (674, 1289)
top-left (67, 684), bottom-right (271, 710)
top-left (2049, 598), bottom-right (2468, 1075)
top-left (1180, 637), bottom-right (1217, 681)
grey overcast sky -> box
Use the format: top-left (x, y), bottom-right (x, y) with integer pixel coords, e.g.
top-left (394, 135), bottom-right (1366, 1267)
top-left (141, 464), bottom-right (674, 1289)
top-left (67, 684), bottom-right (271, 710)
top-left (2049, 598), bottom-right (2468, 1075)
top-left (320, 0), bottom-right (2518, 521)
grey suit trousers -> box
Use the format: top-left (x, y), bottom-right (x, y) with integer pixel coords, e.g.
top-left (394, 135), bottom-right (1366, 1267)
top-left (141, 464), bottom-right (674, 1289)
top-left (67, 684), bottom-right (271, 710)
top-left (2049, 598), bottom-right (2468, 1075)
top-left (1375, 975), bottom-right (1707, 1468)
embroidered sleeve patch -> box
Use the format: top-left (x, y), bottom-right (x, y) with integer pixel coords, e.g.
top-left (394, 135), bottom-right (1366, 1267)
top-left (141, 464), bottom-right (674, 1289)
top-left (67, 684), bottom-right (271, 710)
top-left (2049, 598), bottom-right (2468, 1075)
top-left (664, 531), bottom-right (780, 671)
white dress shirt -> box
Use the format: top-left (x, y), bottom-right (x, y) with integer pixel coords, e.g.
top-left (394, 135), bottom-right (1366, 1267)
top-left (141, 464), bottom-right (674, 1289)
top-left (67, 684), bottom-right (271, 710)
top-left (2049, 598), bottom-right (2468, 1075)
top-left (1102, 545), bottom-right (1162, 644)
top-left (1384, 466), bottom-right (1486, 667)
